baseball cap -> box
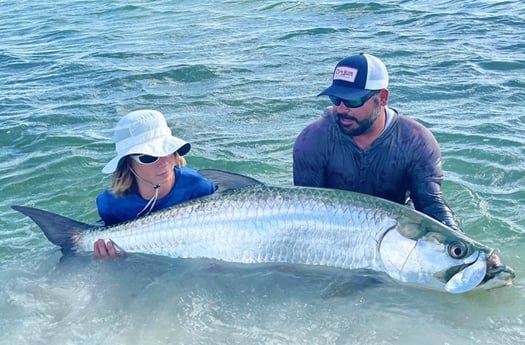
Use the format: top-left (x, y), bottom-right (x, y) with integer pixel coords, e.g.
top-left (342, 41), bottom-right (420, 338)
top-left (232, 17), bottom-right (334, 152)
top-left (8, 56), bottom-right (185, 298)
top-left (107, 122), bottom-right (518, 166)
top-left (102, 109), bottom-right (191, 174)
top-left (318, 53), bottom-right (389, 99)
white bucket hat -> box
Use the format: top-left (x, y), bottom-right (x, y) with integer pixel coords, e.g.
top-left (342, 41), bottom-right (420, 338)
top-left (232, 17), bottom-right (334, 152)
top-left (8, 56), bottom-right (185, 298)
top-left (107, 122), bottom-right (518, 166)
top-left (102, 109), bottom-right (191, 174)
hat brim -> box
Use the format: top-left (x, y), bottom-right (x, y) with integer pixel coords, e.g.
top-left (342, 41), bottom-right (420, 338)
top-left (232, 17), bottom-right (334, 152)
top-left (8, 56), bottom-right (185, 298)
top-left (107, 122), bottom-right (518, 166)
top-left (102, 135), bottom-right (191, 174)
top-left (318, 84), bottom-right (371, 100)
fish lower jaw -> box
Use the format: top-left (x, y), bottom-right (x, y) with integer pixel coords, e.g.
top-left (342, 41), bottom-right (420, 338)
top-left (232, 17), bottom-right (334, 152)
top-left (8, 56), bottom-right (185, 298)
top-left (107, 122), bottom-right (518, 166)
top-left (477, 264), bottom-right (516, 289)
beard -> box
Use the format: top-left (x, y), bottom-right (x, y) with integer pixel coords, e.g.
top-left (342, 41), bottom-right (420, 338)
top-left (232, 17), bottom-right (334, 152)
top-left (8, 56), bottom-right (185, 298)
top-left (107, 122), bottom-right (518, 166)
top-left (336, 103), bottom-right (382, 136)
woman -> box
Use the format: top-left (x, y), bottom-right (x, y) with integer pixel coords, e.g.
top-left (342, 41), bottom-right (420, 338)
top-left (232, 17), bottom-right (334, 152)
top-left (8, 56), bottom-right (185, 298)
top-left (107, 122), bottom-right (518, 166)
top-left (94, 109), bottom-right (217, 258)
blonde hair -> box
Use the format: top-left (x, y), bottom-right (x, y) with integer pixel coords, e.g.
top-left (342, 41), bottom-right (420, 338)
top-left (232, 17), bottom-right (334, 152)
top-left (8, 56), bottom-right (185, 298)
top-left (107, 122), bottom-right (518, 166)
top-left (109, 153), bottom-right (187, 196)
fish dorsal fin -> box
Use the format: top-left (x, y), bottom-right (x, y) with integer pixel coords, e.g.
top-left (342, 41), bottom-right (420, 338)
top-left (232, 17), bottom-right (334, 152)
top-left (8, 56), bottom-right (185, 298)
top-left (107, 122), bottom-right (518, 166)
top-left (198, 169), bottom-right (263, 193)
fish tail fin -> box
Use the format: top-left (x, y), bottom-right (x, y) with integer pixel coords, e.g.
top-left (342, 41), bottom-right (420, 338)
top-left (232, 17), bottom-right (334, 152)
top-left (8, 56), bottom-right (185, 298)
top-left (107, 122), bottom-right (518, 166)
top-left (12, 205), bottom-right (92, 255)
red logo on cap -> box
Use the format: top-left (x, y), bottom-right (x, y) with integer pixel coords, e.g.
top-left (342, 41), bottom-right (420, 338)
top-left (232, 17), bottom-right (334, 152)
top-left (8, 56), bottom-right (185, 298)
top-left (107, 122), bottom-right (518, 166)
top-left (334, 66), bottom-right (358, 83)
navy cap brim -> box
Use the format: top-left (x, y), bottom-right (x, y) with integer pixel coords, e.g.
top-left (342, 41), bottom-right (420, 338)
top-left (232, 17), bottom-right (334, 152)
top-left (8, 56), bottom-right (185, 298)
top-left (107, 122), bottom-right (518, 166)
top-left (318, 84), bottom-right (371, 99)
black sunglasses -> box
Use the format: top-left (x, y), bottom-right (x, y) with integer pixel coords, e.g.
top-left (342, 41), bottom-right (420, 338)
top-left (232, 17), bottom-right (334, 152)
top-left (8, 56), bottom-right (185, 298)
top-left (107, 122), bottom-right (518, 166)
top-left (329, 90), bottom-right (380, 108)
top-left (131, 154), bottom-right (160, 165)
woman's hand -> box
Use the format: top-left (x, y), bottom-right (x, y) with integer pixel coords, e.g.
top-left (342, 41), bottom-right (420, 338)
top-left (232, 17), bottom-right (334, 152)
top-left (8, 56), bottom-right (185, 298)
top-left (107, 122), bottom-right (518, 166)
top-left (93, 239), bottom-right (125, 258)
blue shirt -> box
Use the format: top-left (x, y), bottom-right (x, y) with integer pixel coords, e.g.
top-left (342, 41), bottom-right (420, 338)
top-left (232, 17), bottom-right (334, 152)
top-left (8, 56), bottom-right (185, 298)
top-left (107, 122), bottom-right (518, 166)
top-left (293, 106), bottom-right (460, 231)
top-left (96, 166), bottom-right (217, 225)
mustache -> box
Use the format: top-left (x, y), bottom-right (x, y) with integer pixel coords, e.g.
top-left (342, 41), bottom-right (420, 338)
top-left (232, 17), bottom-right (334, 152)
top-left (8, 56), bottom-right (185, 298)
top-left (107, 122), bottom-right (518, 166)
top-left (336, 113), bottom-right (358, 122)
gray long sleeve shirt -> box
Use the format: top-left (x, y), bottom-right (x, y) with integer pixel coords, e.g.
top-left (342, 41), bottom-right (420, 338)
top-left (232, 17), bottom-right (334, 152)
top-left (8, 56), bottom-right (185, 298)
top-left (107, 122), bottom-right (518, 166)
top-left (293, 106), bottom-right (460, 231)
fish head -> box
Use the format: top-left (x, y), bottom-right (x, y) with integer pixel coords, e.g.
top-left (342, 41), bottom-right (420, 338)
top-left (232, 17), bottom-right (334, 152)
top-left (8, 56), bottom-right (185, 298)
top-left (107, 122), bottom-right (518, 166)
top-left (379, 217), bottom-right (515, 294)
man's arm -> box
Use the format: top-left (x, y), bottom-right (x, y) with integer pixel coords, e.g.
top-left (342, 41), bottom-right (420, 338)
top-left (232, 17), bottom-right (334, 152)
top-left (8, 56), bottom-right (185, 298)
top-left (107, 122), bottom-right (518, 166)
top-left (412, 178), bottom-right (461, 231)
top-left (293, 121), bottom-right (328, 188)
top-left (407, 126), bottom-right (461, 231)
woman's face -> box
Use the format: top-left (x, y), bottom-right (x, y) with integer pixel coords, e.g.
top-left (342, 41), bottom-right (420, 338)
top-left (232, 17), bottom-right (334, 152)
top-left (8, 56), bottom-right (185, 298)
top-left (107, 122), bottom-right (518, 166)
top-left (129, 153), bottom-right (176, 186)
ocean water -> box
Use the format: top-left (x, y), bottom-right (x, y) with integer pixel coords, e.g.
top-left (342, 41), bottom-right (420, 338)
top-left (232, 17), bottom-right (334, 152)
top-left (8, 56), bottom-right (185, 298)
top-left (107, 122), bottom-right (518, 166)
top-left (1, 0), bottom-right (524, 344)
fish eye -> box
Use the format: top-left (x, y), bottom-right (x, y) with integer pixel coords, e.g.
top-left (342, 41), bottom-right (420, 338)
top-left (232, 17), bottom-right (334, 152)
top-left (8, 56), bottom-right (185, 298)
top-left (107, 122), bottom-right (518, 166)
top-left (447, 241), bottom-right (468, 259)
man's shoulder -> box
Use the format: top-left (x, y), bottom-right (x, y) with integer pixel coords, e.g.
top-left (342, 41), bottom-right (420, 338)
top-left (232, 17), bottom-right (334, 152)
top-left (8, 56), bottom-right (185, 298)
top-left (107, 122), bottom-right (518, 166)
top-left (393, 110), bottom-right (433, 134)
top-left (296, 107), bottom-right (336, 140)
top-left (305, 106), bottom-right (335, 126)
top-left (388, 111), bottom-right (439, 150)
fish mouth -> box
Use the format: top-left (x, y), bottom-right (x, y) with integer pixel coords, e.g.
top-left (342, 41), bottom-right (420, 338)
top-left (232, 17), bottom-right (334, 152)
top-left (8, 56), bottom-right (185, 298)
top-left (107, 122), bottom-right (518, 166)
top-left (443, 252), bottom-right (515, 294)
top-left (480, 259), bottom-right (516, 288)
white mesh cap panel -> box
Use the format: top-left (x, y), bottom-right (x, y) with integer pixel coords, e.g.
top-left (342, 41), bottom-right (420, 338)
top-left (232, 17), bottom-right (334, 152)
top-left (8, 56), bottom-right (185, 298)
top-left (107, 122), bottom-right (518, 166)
top-left (363, 53), bottom-right (389, 90)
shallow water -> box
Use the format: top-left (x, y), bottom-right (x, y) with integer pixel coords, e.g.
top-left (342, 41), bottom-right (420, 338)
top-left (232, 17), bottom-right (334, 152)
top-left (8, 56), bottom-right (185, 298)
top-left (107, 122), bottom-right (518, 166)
top-left (1, 0), bottom-right (524, 344)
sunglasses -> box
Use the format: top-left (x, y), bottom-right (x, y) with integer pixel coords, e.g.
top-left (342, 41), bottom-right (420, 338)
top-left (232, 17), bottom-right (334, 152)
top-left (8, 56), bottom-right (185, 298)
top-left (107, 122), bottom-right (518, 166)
top-left (131, 154), bottom-right (160, 165)
top-left (329, 90), bottom-right (380, 108)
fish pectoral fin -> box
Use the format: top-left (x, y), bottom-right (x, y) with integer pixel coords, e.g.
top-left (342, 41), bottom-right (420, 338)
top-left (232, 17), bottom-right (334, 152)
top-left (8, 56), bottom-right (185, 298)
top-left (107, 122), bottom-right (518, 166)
top-left (444, 258), bottom-right (487, 294)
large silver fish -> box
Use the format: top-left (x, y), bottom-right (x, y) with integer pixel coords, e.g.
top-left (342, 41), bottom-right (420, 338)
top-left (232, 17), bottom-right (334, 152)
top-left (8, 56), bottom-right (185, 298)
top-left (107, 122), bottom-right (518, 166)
top-left (12, 169), bottom-right (514, 294)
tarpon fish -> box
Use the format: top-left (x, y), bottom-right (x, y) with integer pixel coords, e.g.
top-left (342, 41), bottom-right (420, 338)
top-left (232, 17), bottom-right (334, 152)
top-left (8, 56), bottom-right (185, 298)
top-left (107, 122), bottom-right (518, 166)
top-left (12, 169), bottom-right (515, 294)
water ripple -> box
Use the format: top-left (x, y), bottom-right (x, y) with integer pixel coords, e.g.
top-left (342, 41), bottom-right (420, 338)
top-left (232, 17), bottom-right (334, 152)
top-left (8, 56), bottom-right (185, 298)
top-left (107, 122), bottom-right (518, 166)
top-left (1, 0), bottom-right (524, 344)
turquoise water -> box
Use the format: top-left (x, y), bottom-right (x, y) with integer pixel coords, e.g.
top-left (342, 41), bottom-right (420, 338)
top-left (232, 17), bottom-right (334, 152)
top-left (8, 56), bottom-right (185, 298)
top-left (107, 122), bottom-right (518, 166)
top-left (1, 0), bottom-right (524, 344)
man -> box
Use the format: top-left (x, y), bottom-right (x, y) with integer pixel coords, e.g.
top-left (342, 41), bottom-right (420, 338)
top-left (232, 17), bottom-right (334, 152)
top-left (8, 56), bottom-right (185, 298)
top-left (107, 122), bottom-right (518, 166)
top-left (293, 53), bottom-right (460, 231)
